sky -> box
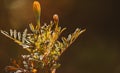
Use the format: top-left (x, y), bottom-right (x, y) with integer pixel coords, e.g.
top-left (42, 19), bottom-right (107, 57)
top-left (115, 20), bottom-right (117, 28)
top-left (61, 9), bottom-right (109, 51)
top-left (0, 0), bottom-right (120, 73)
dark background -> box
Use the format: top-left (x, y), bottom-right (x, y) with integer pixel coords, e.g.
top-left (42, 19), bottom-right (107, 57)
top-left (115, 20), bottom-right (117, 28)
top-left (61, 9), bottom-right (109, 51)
top-left (0, 0), bottom-right (120, 73)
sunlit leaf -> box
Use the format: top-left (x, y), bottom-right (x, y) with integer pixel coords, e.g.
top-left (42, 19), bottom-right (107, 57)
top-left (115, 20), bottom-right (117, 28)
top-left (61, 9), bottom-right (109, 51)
top-left (10, 29), bottom-right (13, 37)
top-left (13, 30), bottom-right (17, 39)
top-left (18, 32), bottom-right (21, 41)
top-left (29, 23), bottom-right (35, 32)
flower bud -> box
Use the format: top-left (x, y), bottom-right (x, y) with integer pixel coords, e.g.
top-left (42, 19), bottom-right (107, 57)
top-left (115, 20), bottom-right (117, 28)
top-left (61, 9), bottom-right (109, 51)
top-left (53, 14), bottom-right (59, 23)
top-left (33, 1), bottom-right (41, 16)
top-left (33, 1), bottom-right (41, 26)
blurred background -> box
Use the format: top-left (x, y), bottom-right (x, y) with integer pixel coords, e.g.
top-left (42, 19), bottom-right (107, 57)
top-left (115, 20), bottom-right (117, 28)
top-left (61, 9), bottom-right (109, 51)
top-left (0, 0), bottom-right (119, 73)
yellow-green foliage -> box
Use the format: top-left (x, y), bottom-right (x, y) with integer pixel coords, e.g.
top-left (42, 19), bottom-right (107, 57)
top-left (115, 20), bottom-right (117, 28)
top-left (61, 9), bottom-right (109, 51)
top-left (1, 1), bottom-right (85, 73)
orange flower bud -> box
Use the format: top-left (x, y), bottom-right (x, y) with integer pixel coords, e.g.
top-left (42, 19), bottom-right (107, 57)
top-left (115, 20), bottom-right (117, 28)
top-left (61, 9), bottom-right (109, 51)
top-left (33, 1), bottom-right (41, 29)
top-left (33, 1), bottom-right (41, 16)
top-left (53, 14), bottom-right (59, 23)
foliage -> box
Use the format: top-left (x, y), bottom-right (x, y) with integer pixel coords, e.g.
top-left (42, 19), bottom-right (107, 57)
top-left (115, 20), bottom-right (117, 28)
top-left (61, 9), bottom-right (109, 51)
top-left (1, 1), bottom-right (85, 73)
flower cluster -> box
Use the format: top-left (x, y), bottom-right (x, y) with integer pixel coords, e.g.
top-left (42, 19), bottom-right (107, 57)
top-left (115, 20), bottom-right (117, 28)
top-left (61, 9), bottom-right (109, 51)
top-left (1, 1), bottom-right (85, 73)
